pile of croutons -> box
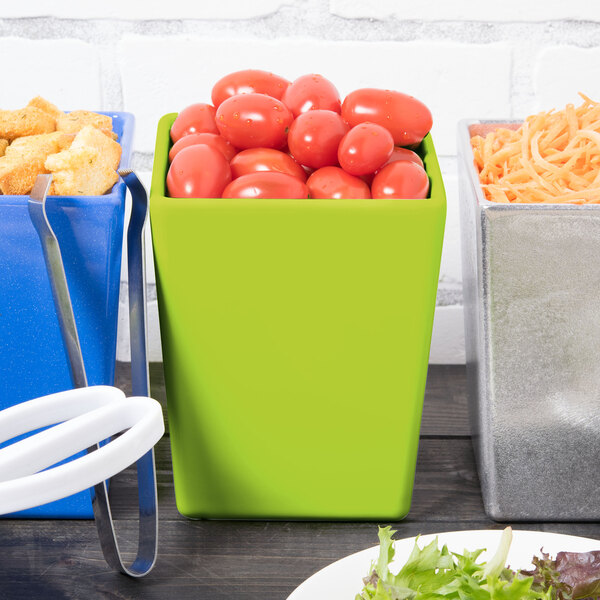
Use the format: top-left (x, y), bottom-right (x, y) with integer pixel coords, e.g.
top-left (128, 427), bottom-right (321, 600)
top-left (0, 97), bottom-right (122, 196)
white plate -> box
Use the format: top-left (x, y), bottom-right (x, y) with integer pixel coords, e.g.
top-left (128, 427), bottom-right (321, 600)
top-left (287, 529), bottom-right (600, 600)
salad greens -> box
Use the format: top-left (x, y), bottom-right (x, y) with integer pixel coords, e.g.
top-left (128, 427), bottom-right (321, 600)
top-left (356, 527), bottom-right (600, 600)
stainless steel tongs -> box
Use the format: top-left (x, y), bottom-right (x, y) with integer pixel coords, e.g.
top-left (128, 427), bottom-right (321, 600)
top-left (19, 171), bottom-right (160, 577)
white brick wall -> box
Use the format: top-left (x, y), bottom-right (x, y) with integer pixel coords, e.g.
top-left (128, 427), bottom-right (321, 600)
top-left (2, 2), bottom-right (599, 363)
top-left (535, 47), bottom-right (600, 110)
top-left (0, 0), bottom-right (288, 19)
top-left (330, 0), bottom-right (600, 22)
top-left (0, 38), bottom-right (102, 108)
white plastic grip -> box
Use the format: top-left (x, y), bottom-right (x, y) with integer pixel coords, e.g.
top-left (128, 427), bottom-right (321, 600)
top-left (0, 386), bottom-right (165, 515)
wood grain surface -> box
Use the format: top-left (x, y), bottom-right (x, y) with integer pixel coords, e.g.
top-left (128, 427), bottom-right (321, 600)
top-left (0, 364), bottom-right (598, 600)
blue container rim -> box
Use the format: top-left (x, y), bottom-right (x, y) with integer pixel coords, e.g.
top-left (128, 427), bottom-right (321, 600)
top-left (0, 110), bottom-right (134, 207)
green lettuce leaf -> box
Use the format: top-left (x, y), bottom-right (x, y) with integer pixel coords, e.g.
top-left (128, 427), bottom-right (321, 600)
top-left (356, 527), bottom-right (551, 600)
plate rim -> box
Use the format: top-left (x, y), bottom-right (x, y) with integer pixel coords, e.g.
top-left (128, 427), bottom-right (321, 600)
top-left (286, 528), bottom-right (600, 600)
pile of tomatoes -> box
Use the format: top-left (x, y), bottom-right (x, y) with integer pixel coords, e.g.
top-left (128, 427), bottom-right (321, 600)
top-left (166, 70), bottom-right (433, 200)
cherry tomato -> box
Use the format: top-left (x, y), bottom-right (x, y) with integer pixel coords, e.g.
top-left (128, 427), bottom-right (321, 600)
top-left (170, 103), bottom-right (218, 142)
top-left (216, 93), bottom-right (293, 150)
top-left (379, 147), bottom-right (424, 170)
top-left (371, 161), bottom-right (430, 199)
top-left (230, 148), bottom-right (306, 182)
top-left (342, 88), bottom-right (432, 147)
top-left (169, 132), bottom-right (237, 162)
top-left (366, 146), bottom-right (424, 184)
top-left (166, 144), bottom-right (231, 198)
top-left (222, 172), bottom-right (309, 199)
top-left (337, 122), bottom-right (394, 176)
top-left (211, 70), bottom-right (291, 107)
top-left (287, 110), bottom-right (349, 169)
top-left (301, 165), bottom-right (315, 178)
top-left (281, 74), bottom-right (341, 117)
top-left (307, 166), bottom-right (371, 199)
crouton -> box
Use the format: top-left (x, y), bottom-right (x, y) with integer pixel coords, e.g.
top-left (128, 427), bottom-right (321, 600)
top-left (0, 98), bottom-right (122, 195)
top-left (27, 96), bottom-right (64, 122)
top-left (45, 126), bottom-right (121, 196)
top-left (0, 107), bottom-right (56, 141)
top-left (57, 133), bottom-right (75, 150)
top-left (0, 132), bottom-right (69, 195)
top-left (6, 132), bottom-right (73, 162)
top-left (0, 155), bottom-right (47, 195)
top-left (57, 110), bottom-right (115, 139)
top-left (70, 125), bottom-right (121, 169)
top-left (46, 147), bottom-right (118, 196)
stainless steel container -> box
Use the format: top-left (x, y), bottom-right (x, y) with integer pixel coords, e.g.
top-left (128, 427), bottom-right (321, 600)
top-left (458, 119), bottom-right (600, 521)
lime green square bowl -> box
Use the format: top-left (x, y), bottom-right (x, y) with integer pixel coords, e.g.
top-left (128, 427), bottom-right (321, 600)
top-left (150, 113), bottom-right (446, 520)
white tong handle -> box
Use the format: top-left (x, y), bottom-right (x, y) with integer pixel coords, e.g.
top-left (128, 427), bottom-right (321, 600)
top-left (0, 386), bottom-right (164, 516)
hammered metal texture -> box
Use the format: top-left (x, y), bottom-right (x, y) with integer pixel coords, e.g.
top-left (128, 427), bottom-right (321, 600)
top-left (458, 120), bottom-right (600, 521)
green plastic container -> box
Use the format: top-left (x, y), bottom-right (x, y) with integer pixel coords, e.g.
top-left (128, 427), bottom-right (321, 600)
top-left (150, 113), bottom-right (446, 520)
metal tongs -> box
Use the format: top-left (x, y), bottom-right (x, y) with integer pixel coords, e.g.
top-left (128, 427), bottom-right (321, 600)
top-left (0, 172), bottom-right (162, 577)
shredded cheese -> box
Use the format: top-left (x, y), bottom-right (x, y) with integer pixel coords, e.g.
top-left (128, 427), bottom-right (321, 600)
top-left (472, 94), bottom-right (600, 204)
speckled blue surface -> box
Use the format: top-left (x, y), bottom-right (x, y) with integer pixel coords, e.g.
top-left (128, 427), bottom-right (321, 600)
top-left (0, 112), bottom-right (134, 518)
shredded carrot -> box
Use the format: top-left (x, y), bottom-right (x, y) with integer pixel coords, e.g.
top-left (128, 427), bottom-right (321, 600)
top-left (472, 94), bottom-right (600, 204)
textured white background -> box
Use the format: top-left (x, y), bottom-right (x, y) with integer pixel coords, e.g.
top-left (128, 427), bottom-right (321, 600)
top-left (2, 1), bottom-right (600, 362)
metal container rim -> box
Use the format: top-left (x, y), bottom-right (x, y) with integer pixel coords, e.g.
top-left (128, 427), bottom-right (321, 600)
top-left (457, 118), bottom-right (600, 212)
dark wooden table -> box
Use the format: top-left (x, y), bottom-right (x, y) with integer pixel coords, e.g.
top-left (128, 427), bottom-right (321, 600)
top-left (1, 364), bottom-right (599, 599)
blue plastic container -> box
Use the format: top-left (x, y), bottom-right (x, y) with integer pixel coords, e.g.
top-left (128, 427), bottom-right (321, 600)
top-left (0, 112), bottom-right (134, 518)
